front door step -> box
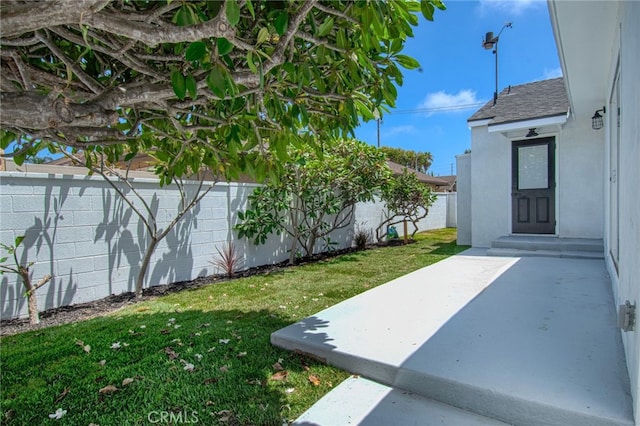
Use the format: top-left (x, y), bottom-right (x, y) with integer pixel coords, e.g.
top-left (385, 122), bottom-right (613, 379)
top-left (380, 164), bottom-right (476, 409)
top-left (487, 236), bottom-right (604, 258)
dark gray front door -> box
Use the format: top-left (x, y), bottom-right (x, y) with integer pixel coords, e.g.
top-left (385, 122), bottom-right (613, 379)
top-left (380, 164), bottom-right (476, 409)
top-left (512, 138), bottom-right (555, 234)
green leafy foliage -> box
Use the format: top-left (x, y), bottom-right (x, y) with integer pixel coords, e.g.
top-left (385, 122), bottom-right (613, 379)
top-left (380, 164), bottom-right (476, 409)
top-left (0, 1), bottom-right (445, 185)
top-left (171, 71), bottom-right (187, 100)
top-left (185, 41), bottom-right (207, 61)
top-left (226, 0), bottom-right (241, 26)
top-left (421, 0), bottom-right (447, 21)
top-left (236, 139), bottom-right (392, 264)
top-left (216, 37), bottom-right (234, 56)
top-left (185, 74), bottom-right (198, 99)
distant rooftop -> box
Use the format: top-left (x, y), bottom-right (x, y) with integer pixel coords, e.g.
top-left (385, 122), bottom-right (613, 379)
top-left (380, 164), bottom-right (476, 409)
top-left (386, 161), bottom-right (450, 188)
top-left (467, 78), bottom-right (569, 126)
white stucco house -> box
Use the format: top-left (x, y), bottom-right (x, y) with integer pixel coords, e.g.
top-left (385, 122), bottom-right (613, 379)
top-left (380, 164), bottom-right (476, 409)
top-left (457, 0), bottom-right (639, 419)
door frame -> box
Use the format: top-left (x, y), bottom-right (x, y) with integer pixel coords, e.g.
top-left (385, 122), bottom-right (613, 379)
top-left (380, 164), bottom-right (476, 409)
top-left (510, 136), bottom-right (557, 235)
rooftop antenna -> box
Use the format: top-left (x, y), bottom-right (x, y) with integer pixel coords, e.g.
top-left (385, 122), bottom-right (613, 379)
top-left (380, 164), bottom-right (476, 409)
top-left (482, 22), bottom-right (512, 105)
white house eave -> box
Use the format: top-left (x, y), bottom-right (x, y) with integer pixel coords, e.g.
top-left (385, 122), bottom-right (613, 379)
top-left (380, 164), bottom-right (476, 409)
top-left (547, 0), bottom-right (618, 119)
top-left (467, 118), bottom-right (491, 129)
top-left (548, 0), bottom-right (574, 118)
top-left (487, 113), bottom-right (568, 133)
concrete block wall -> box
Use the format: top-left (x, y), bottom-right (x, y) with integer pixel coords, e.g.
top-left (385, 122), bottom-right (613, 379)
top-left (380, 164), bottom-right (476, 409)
top-left (416, 194), bottom-right (450, 231)
top-left (0, 171), bottom-right (455, 320)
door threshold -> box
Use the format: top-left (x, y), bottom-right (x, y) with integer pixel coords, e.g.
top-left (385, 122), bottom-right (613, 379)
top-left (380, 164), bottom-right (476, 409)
top-left (509, 233), bottom-right (558, 238)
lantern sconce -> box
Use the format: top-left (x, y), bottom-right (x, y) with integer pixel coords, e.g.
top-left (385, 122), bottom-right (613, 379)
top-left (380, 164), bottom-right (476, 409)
top-left (592, 107), bottom-right (606, 130)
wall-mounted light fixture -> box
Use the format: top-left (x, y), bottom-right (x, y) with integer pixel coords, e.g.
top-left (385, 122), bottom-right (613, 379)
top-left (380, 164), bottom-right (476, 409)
top-left (482, 22), bottom-right (512, 105)
top-left (526, 128), bottom-right (538, 138)
top-left (618, 300), bottom-right (636, 332)
top-left (592, 106), bottom-right (606, 130)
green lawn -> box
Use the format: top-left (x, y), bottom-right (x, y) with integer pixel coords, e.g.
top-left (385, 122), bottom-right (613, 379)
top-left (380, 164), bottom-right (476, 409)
top-left (1, 228), bottom-right (466, 425)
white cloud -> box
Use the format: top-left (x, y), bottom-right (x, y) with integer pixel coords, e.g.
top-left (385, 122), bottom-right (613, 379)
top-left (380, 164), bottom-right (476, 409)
top-left (418, 89), bottom-right (483, 114)
top-left (477, 0), bottom-right (545, 16)
top-left (382, 125), bottom-right (417, 137)
top-left (542, 67), bottom-right (563, 79)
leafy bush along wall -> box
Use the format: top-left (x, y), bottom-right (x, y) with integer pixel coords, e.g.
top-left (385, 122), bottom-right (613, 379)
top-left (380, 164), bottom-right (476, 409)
top-left (0, 171), bottom-right (455, 320)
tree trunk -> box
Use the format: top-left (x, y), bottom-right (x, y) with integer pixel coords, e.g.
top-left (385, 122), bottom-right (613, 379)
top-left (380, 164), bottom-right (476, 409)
top-left (306, 232), bottom-right (317, 257)
top-left (288, 195), bottom-right (302, 265)
top-left (17, 268), bottom-right (52, 324)
top-left (306, 212), bottom-right (324, 257)
top-left (18, 268), bottom-right (39, 324)
top-left (136, 237), bottom-right (159, 298)
top-left (27, 290), bottom-right (40, 325)
top-left (288, 239), bottom-right (298, 266)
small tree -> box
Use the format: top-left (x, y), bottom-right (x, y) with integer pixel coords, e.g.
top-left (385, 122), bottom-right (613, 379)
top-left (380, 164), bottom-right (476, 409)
top-left (0, 236), bottom-right (52, 324)
top-left (236, 139), bottom-right (391, 264)
top-left (64, 149), bottom-right (216, 298)
top-left (376, 168), bottom-right (436, 242)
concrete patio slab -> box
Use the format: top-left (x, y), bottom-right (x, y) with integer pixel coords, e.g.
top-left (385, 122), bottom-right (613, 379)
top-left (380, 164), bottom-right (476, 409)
top-left (273, 249), bottom-right (634, 425)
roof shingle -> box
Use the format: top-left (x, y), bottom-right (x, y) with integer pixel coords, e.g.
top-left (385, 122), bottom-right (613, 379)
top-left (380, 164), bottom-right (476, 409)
top-left (467, 78), bottom-right (569, 125)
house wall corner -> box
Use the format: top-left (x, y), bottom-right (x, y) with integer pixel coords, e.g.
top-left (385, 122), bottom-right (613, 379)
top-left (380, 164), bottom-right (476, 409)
top-left (455, 153), bottom-right (471, 246)
top-left (469, 127), bottom-right (511, 248)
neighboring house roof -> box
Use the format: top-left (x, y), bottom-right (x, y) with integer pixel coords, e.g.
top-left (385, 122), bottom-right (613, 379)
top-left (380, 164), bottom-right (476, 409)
top-left (43, 152), bottom-right (256, 183)
top-left (386, 161), bottom-right (449, 188)
top-left (48, 152), bottom-right (156, 170)
top-left (467, 78), bottom-right (570, 126)
top-left (46, 155), bottom-right (451, 188)
top-left (435, 175), bottom-right (457, 192)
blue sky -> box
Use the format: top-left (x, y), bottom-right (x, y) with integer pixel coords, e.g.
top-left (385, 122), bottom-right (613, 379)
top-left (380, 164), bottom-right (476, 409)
top-left (355, 0), bottom-right (562, 176)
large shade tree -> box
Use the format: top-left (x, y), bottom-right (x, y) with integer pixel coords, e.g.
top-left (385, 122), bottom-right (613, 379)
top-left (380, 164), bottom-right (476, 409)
top-left (0, 0), bottom-right (445, 181)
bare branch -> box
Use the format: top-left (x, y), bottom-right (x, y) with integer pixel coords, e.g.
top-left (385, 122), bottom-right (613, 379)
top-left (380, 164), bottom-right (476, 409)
top-left (49, 27), bottom-right (163, 81)
top-left (296, 31), bottom-right (347, 54)
top-left (0, 36), bottom-right (40, 47)
top-left (313, 3), bottom-right (358, 25)
top-left (264, 0), bottom-right (318, 74)
top-left (33, 274), bottom-right (52, 291)
top-left (35, 31), bottom-right (104, 94)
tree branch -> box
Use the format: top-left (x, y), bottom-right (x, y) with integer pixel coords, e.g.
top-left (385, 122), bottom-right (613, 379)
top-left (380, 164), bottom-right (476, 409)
top-left (0, 92), bottom-right (118, 130)
top-left (313, 3), bottom-right (358, 25)
top-left (33, 274), bottom-right (52, 291)
top-left (0, 0), bottom-right (110, 39)
top-left (35, 31), bottom-right (104, 94)
top-left (85, 8), bottom-right (235, 48)
top-left (296, 31), bottom-right (348, 54)
top-left (264, 1), bottom-right (318, 75)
